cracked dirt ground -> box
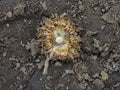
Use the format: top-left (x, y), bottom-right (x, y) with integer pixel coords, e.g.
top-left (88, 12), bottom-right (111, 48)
top-left (0, 0), bottom-right (120, 90)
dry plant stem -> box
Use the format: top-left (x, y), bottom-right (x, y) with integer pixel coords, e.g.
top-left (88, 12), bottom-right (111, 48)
top-left (43, 49), bottom-right (54, 74)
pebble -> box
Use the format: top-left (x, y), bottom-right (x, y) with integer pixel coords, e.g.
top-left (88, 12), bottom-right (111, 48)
top-left (5, 11), bottom-right (13, 18)
top-left (40, 1), bottom-right (47, 10)
top-left (102, 5), bottom-right (120, 24)
top-left (73, 61), bottom-right (88, 75)
top-left (37, 61), bottom-right (44, 69)
top-left (20, 67), bottom-right (27, 75)
top-left (101, 71), bottom-right (109, 81)
top-left (15, 63), bottom-right (20, 69)
top-left (101, 25), bottom-right (105, 30)
top-left (93, 79), bottom-right (104, 89)
top-left (93, 38), bottom-right (102, 51)
top-left (6, 23), bottom-right (10, 27)
top-left (3, 52), bottom-right (7, 57)
top-left (25, 39), bottom-right (40, 56)
top-left (54, 62), bottom-right (62, 67)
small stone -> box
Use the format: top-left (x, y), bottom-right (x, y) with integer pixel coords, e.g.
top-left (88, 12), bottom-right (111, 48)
top-left (20, 41), bottom-right (25, 47)
top-left (3, 52), bottom-right (7, 57)
top-left (40, 1), bottom-right (47, 10)
top-left (17, 76), bottom-right (20, 80)
top-left (13, 3), bottom-right (26, 16)
top-left (79, 5), bottom-right (84, 11)
top-left (86, 31), bottom-right (98, 36)
top-left (54, 62), bottom-right (62, 66)
top-left (102, 12), bottom-right (114, 24)
top-left (20, 67), bottom-right (27, 75)
top-left (83, 73), bottom-right (91, 80)
top-left (5, 11), bottom-right (13, 18)
top-left (24, 19), bottom-right (27, 22)
top-left (101, 8), bottom-right (105, 13)
top-left (28, 20), bottom-right (32, 25)
top-left (101, 51), bottom-right (109, 57)
top-left (79, 80), bottom-right (88, 90)
top-left (25, 39), bottom-right (40, 56)
top-left (35, 58), bottom-right (40, 62)
top-left (26, 42), bottom-right (31, 50)
top-left (37, 61), bottom-right (44, 69)
top-left (73, 61), bottom-right (88, 75)
top-left (101, 25), bottom-right (105, 30)
top-left (65, 69), bottom-right (74, 74)
top-left (91, 55), bottom-right (97, 60)
top-left (19, 85), bottom-right (23, 89)
top-left (93, 38), bottom-right (99, 48)
top-left (102, 5), bottom-right (120, 24)
top-left (101, 71), bottom-right (109, 81)
top-left (92, 73), bottom-right (99, 78)
top-left (93, 38), bottom-right (102, 51)
top-left (73, 14), bottom-right (76, 18)
top-left (93, 79), bottom-right (104, 89)
top-left (6, 23), bottom-right (10, 27)
top-left (16, 63), bottom-right (20, 69)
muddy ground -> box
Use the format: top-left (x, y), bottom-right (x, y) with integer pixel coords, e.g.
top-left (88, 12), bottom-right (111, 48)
top-left (0, 0), bottom-right (120, 90)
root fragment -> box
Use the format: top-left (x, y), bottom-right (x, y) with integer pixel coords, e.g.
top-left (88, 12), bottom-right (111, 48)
top-left (43, 50), bottom-right (54, 74)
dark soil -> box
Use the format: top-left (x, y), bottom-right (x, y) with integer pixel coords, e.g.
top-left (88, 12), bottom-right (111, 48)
top-left (0, 0), bottom-right (120, 90)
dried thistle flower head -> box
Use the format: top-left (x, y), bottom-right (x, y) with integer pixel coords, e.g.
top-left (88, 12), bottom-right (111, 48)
top-left (37, 14), bottom-right (81, 60)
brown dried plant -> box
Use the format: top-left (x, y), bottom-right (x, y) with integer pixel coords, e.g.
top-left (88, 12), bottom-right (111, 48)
top-left (37, 14), bottom-right (81, 74)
